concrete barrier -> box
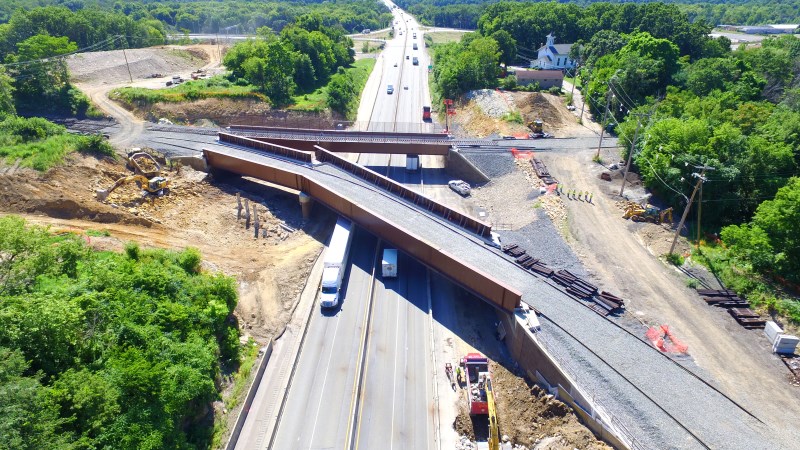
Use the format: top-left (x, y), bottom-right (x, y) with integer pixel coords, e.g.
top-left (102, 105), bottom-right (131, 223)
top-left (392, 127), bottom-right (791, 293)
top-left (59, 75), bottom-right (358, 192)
top-left (446, 147), bottom-right (490, 184)
top-left (224, 340), bottom-right (274, 450)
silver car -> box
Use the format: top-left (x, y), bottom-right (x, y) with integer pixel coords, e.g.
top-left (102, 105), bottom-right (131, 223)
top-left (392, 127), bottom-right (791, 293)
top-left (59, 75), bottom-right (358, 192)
top-left (448, 179), bottom-right (471, 196)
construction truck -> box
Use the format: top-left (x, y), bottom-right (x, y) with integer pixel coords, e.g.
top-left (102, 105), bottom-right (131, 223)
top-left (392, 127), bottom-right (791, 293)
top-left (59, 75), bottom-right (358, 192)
top-left (126, 150), bottom-right (161, 178)
top-left (96, 175), bottom-right (170, 201)
top-left (462, 353), bottom-right (490, 415)
top-left (527, 119), bottom-right (551, 139)
top-left (623, 204), bottom-right (673, 224)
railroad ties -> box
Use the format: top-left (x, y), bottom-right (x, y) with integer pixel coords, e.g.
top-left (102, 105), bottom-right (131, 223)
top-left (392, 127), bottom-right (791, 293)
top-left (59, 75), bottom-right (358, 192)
top-left (697, 289), bottom-right (766, 329)
top-left (531, 158), bottom-right (558, 185)
top-left (501, 243), bottom-right (624, 317)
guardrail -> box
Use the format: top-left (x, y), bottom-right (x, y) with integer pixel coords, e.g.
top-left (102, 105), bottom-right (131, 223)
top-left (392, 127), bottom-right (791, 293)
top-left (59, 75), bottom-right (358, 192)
top-left (227, 125), bottom-right (450, 142)
top-left (218, 132), bottom-right (313, 164)
top-left (314, 145), bottom-right (492, 238)
top-left (228, 120), bottom-right (447, 134)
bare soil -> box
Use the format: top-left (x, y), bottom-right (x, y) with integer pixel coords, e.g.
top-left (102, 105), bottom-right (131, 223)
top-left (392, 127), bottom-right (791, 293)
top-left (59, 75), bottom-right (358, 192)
top-left (0, 154), bottom-right (325, 343)
top-left (451, 91), bottom-right (592, 139)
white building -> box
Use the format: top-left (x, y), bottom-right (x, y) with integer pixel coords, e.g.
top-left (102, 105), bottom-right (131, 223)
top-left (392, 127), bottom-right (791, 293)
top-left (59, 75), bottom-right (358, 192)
top-left (531, 33), bottom-right (575, 70)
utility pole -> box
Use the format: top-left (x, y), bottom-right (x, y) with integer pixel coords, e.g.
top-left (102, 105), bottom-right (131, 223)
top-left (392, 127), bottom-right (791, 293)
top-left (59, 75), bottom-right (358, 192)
top-left (669, 164), bottom-right (715, 255)
top-left (122, 48), bottom-right (133, 83)
top-left (697, 178), bottom-right (705, 249)
top-left (595, 86), bottom-right (613, 159)
top-left (619, 113), bottom-right (646, 196)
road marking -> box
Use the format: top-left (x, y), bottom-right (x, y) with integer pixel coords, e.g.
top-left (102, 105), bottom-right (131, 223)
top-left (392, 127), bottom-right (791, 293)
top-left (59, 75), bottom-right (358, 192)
top-left (308, 308), bottom-right (342, 446)
top-left (389, 280), bottom-right (401, 449)
top-left (347, 241), bottom-right (381, 450)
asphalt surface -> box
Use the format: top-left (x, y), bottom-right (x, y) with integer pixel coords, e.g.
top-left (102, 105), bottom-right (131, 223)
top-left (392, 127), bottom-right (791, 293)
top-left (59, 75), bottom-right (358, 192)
top-left (208, 142), bottom-right (790, 449)
top-left (355, 251), bottom-right (433, 449)
top-left (270, 228), bottom-right (377, 449)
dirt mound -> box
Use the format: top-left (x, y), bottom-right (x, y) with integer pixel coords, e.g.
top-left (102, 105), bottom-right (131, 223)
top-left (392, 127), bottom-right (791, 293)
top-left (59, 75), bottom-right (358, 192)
top-left (68, 46), bottom-right (209, 85)
top-left (514, 92), bottom-right (578, 138)
top-left (1, 154), bottom-right (325, 343)
top-left (492, 362), bottom-right (609, 449)
top-left (0, 159), bottom-right (152, 226)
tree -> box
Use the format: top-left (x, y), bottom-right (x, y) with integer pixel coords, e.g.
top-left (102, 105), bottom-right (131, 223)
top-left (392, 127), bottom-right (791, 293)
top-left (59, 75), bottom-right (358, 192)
top-left (581, 30), bottom-right (628, 68)
top-left (490, 29), bottom-right (516, 68)
top-left (326, 67), bottom-right (356, 116)
top-left (0, 67), bottom-right (15, 117)
top-left (9, 34), bottom-right (78, 113)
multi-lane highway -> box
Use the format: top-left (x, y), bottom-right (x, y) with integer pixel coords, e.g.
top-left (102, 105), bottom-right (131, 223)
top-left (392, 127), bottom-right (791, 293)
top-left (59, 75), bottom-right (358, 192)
top-left (240, 4), bottom-right (454, 449)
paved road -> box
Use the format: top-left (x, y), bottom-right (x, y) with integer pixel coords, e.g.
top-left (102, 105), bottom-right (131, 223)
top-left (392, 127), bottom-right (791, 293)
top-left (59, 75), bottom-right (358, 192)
top-left (355, 251), bottom-right (433, 449)
top-left (270, 228), bottom-right (377, 449)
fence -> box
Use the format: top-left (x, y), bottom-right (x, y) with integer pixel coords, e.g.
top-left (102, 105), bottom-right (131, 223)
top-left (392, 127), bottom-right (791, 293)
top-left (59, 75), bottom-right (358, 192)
top-left (228, 116), bottom-right (448, 134)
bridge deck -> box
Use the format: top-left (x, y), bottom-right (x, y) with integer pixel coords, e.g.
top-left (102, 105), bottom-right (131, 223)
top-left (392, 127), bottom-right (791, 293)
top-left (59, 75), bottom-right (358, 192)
top-left (206, 142), bottom-right (781, 450)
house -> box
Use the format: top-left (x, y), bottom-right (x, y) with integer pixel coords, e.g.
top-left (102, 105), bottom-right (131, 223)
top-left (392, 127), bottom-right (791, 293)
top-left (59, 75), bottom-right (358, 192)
top-left (515, 69), bottom-right (563, 89)
top-left (531, 33), bottom-right (575, 70)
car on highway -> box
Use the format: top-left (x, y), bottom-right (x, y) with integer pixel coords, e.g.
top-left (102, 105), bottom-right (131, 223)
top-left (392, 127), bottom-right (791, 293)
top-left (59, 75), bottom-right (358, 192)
top-left (394, 62), bottom-right (398, 67)
top-left (406, 55), bottom-right (409, 59)
top-left (404, 85), bottom-right (408, 90)
top-left (387, 84), bottom-right (394, 94)
top-left (448, 180), bottom-right (471, 196)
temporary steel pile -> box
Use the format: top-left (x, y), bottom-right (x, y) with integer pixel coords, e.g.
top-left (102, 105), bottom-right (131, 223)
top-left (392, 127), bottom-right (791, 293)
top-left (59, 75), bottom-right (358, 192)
top-left (501, 244), bottom-right (625, 317)
top-left (698, 289), bottom-right (765, 329)
top-left (531, 158), bottom-right (558, 185)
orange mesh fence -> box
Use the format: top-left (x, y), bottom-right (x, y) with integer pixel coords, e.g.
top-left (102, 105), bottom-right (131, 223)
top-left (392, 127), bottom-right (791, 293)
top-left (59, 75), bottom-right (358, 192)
top-left (646, 325), bottom-right (688, 354)
top-left (511, 148), bottom-right (533, 160)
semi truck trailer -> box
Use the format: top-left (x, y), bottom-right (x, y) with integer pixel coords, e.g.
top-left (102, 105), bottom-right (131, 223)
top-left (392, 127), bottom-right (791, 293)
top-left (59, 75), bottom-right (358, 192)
top-left (320, 217), bottom-right (354, 307)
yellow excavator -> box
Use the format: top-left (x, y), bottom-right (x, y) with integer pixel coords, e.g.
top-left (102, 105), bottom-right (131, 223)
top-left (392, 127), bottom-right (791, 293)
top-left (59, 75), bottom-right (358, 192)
top-left (623, 205), bottom-right (673, 224)
top-left (96, 175), bottom-right (170, 201)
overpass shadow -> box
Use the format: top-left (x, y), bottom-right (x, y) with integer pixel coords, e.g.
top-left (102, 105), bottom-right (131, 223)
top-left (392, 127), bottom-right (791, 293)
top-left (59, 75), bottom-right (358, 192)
top-left (209, 170), bottom-right (331, 247)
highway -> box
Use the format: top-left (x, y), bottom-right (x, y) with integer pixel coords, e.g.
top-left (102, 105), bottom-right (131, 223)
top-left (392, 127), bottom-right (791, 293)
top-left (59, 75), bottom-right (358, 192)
top-left (269, 228), bottom-right (377, 449)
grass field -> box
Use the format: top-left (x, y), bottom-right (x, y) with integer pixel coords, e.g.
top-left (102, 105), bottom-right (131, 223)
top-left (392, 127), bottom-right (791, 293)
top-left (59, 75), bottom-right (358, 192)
top-left (110, 76), bottom-right (265, 105)
top-left (290, 58), bottom-right (376, 116)
top-left (426, 31), bottom-right (471, 45)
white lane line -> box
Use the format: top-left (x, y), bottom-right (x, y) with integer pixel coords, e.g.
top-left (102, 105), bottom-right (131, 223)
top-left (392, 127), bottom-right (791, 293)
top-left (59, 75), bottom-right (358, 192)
top-left (308, 308), bottom-right (343, 445)
top-left (389, 281), bottom-right (402, 450)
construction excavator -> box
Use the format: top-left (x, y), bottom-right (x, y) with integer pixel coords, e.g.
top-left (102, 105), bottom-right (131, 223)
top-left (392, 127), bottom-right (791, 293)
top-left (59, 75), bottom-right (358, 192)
top-left (96, 175), bottom-right (170, 201)
top-left (623, 204), bottom-right (673, 224)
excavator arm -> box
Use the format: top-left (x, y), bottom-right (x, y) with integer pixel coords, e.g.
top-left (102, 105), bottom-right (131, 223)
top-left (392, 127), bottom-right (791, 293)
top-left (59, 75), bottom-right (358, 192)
top-left (96, 175), bottom-right (158, 201)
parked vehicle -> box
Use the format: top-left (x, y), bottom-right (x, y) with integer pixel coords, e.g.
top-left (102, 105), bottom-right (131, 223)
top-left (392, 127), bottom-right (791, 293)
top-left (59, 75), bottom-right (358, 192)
top-left (320, 217), bottom-right (354, 308)
top-left (448, 179), bottom-right (471, 196)
top-left (382, 249), bottom-right (398, 278)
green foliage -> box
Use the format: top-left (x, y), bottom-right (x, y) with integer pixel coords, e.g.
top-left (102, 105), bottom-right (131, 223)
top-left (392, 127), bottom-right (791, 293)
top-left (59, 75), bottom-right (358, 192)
top-left (125, 241), bottom-right (141, 260)
top-left (666, 253), bottom-right (685, 266)
top-left (685, 278), bottom-right (699, 288)
top-left (111, 76), bottom-right (264, 106)
top-left (432, 36), bottom-right (500, 99)
top-left (86, 229), bottom-right (111, 237)
top-left (324, 59), bottom-right (374, 118)
top-left (0, 116), bottom-right (113, 170)
top-left (501, 111), bottom-right (523, 124)
top-left (0, 67), bottom-right (15, 117)
top-left (0, 217), bottom-right (239, 448)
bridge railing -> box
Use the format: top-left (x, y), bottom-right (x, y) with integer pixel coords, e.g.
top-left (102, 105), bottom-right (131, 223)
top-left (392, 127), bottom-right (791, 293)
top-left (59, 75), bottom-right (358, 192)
top-left (314, 145), bottom-right (492, 238)
top-left (218, 132), bottom-right (313, 164)
top-left (228, 117), bottom-right (448, 134)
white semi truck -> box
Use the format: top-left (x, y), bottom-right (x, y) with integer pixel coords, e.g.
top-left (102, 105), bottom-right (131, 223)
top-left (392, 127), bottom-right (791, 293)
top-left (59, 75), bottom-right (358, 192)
top-left (382, 249), bottom-right (398, 278)
top-left (320, 217), bottom-right (354, 307)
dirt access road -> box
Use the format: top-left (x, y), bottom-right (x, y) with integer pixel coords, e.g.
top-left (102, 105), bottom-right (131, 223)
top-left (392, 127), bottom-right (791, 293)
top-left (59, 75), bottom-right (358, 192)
top-left (70, 45), bottom-right (224, 148)
top-left (536, 127), bottom-right (800, 441)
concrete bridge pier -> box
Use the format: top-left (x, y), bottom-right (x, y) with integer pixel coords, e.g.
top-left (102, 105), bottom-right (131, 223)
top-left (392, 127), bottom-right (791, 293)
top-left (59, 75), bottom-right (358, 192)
top-left (299, 192), bottom-right (313, 219)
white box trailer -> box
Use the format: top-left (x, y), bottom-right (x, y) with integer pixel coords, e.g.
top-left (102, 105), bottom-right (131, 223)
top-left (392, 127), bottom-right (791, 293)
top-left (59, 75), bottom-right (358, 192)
top-left (382, 249), bottom-right (398, 278)
top-left (320, 217), bottom-right (353, 307)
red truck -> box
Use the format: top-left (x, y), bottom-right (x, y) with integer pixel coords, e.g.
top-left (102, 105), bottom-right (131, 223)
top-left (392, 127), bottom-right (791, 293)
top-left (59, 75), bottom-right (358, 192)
top-left (462, 353), bottom-right (490, 415)
top-left (422, 106), bottom-right (431, 121)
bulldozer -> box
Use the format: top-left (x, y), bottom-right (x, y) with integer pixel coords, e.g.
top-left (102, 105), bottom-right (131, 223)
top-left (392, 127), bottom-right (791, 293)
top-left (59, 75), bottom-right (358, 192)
top-left (527, 119), bottom-right (551, 139)
top-left (96, 174), bottom-right (170, 201)
top-left (623, 205), bottom-right (673, 224)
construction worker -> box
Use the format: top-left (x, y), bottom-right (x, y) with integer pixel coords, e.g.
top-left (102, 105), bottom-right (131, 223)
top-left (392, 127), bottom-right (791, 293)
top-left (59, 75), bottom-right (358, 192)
top-left (589, 192), bottom-right (594, 203)
top-left (455, 366), bottom-right (463, 386)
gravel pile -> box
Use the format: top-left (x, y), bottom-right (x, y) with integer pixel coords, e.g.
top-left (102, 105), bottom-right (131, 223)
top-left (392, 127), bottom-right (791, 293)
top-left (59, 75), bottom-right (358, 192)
top-left (465, 89), bottom-right (512, 118)
top-left (460, 150), bottom-right (516, 178)
top-left (215, 144), bottom-right (789, 450)
top-left (498, 209), bottom-right (587, 276)
top-left (455, 435), bottom-right (477, 450)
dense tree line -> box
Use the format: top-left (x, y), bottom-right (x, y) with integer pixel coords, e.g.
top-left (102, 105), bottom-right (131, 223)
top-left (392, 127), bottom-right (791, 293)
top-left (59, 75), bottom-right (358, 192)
top-left (0, 216), bottom-right (240, 449)
top-left (0, 0), bottom-right (391, 37)
top-left (393, 0), bottom-right (800, 29)
top-left (223, 14), bottom-right (354, 106)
